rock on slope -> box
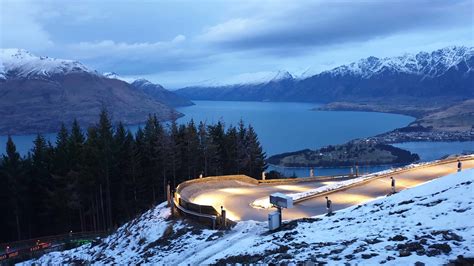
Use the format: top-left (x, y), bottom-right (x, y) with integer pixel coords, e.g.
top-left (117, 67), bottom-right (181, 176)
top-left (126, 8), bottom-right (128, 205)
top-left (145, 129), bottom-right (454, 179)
top-left (0, 49), bottom-right (181, 135)
top-left (30, 168), bottom-right (474, 265)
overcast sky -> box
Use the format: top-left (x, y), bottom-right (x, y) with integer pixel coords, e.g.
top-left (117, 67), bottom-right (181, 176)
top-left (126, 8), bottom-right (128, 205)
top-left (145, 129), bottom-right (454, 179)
top-left (1, 0), bottom-right (473, 88)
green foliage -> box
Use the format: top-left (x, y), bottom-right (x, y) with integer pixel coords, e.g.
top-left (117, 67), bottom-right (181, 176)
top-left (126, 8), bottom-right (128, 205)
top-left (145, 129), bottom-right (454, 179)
top-left (0, 111), bottom-right (267, 242)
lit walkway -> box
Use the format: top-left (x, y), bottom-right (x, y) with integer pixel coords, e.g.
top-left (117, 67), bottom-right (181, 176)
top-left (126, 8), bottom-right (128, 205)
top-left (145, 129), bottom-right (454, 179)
top-left (182, 160), bottom-right (474, 221)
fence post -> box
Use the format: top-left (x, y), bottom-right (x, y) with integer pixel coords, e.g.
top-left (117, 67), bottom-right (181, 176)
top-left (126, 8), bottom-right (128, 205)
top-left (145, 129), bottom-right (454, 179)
top-left (221, 206), bottom-right (227, 228)
top-left (166, 182), bottom-right (171, 206)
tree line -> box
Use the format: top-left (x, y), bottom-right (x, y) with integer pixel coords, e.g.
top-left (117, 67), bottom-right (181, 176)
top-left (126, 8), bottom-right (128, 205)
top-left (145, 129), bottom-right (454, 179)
top-left (0, 110), bottom-right (266, 242)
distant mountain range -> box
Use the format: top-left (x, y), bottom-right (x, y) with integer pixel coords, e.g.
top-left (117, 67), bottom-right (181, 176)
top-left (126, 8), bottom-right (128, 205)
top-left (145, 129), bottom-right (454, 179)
top-left (176, 46), bottom-right (474, 102)
top-left (0, 49), bottom-right (192, 135)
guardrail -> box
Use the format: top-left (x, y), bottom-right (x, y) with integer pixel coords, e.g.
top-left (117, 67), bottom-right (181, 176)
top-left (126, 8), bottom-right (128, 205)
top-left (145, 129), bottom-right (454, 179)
top-left (259, 174), bottom-right (351, 184)
top-left (173, 173), bottom-right (353, 228)
top-left (0, 231), bottom-right (105, 264)
top-left (174, 175), bottom-right (257, 229)
top-left (173, 156), bottom-right (472, 226)
top-left (293, 155), bottom-right (474, 203)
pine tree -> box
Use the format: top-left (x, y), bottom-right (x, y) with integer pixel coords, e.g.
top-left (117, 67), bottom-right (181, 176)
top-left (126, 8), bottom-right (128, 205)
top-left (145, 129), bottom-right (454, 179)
top-left (198, 121), bottom-right (209, 176)
top-left (184, 120), bottom-right (200, 179)
top-left (96, 108), bottom-right (115, 230)
top-left (223, 125), bottom-right (239, 174)
top-left (54, 123), bottom-right (70, 175)
top-left (245, 125), bottom-right (267, 178)
top-left (237, 120), bottom-right (248, 174)
top-left (82, 126), bottom-right (102, 231)
top-left (0, 136), bottom-right (24, 241)
top-left (112, 122), bottom-right (134, 223)
top-left (168, 120), bottom-right (182, 186)
top-left (68, 119), bottom-right (85, 171)
top-left (28, 133), bottom-right (55, 236)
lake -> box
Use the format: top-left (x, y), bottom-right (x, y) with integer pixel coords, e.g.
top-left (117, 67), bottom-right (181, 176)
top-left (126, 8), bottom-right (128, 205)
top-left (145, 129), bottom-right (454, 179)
top-left (176, 101), bottom-right (414, 156)
top-left (1, 100), bottom-right (472, 177)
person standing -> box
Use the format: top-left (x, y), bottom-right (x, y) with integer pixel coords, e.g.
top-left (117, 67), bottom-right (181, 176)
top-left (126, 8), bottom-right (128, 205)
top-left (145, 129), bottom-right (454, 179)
top-left (457, 160), bottom-right (462, 172)
top-left (325, 196), bottom-right (332, 215)
top-left (390, 177), bottom-right (396, 194)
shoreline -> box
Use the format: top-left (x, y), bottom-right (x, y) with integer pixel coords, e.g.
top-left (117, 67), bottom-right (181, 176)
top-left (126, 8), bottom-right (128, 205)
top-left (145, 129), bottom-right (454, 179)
top-left (316, 99), bottom-right (474, 144)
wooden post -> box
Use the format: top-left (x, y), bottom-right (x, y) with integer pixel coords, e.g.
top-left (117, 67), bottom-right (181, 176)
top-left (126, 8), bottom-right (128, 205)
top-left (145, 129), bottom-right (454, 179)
top-left (170, 195), bottom-right (175, 218)
top-left (222, 209), bottom-right (227, 228)
top-left (166, 182), bottom-right (171, 206)
top-left (277, 206), bottom-right (282, 227)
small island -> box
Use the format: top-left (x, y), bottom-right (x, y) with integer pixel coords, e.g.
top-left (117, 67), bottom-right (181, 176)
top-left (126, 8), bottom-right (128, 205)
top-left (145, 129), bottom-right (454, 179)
top-left (267, 142), bottom-right (420, 167)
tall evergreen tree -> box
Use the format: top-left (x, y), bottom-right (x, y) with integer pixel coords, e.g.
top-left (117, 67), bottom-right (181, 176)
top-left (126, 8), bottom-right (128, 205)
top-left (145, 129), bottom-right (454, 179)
top-left (96, 108), bottom-right (115, 230)
top-left (183, 120), bottom-right (200, 179)
top-left (27, 133), bottom-right (54, 236)
top-left (1, 136), bottom-right (24, 241)
top-left (244, 125), bottom-right (267, 178)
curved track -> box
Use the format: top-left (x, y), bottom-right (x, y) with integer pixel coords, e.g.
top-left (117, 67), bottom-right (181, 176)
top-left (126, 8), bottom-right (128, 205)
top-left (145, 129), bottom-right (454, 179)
top-left (180, 159), bottom-right (474, 221)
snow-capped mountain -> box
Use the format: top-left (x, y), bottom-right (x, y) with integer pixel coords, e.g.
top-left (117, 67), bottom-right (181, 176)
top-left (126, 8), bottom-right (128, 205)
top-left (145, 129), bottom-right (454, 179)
top-left (327, 46), bottom-right (473, 79)
top-left (0, 49), bottom-right (97, 79)
top-left (0, 49), bottom-right (185, 135)
top-left (195, 70), bottom-right (294, 87)
top-left (176, 46), bottom-right (474, 102)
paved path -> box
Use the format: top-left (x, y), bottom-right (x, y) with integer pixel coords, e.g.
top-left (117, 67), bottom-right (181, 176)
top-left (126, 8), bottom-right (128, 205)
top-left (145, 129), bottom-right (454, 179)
top-left (183, 160), bottom-right (474, 221)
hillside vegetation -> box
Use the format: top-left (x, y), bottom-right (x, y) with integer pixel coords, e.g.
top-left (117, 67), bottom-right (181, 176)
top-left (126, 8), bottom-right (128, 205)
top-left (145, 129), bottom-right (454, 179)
top-left (267, 142), bottom-right (420, 167)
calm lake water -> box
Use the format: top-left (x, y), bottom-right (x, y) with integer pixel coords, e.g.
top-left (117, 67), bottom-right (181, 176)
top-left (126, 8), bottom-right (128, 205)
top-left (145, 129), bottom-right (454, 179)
top-left (176, 101), bottom-right (414, 156)
top-left (1, 100), bottom-right (472, 177)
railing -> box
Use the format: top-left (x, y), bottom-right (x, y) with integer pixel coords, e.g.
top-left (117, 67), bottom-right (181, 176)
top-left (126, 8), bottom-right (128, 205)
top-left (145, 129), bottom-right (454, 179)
top-left (173, 155), bottom-right (473, 226)
top-left (173, 175), bottom-right (252, 229)
top-left (0, 231), bottom-right (105, 263)
top-left (294, 155), bottom-right (474, 203)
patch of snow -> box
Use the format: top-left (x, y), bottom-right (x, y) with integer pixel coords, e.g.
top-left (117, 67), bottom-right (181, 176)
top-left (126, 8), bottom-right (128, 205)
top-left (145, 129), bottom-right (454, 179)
top-left (0, 48), bottom-right (98, 79)
top-left (324, 46), bottom-right (473, 79)
top-left (194, 70), bottom-right (293, 87)
top-left (103, 72), bottom-right (137, 83)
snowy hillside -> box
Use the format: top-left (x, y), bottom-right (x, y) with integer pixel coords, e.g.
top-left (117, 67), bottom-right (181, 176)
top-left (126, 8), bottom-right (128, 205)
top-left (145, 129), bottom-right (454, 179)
top-left (29, 168), bottom-right (474, 265)
top-left (326, 46), bottom-right (473, 78)
top-left (0, 49), bottom-right (97, 79)
top-left (195, 70), bottom-right (294, 87)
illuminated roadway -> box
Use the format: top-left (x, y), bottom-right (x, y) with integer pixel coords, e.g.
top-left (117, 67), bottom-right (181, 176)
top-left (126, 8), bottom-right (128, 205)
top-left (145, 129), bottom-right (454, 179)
top-left (180, 159), bottom-right (474, 222)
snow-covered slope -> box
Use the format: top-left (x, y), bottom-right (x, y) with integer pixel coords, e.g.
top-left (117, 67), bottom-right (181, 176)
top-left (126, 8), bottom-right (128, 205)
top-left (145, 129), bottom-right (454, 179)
top-left (195, 70), bottom-right (294, 87)
top-left (0, 49), bottom-right (97, 79)
top-left (326, 46), bottom-right (474, 78)
top-left (30, 168), bottom-right (474, 265)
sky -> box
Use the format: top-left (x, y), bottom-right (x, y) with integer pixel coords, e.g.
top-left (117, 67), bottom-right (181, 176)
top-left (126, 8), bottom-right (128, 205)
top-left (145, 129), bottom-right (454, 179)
top-left (0, 0), bottom-right (473, 88)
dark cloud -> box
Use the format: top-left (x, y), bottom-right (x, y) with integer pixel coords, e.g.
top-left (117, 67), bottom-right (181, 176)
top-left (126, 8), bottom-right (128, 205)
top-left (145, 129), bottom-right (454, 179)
top-left (203, 1), bottom-right (472, 53)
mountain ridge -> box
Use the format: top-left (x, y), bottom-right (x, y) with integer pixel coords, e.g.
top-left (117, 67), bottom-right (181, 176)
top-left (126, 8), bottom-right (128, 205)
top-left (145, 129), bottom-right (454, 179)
top-left (176, 46), bottom-right (474, 102)
top-left (0, 49), bottom-right (187, 135)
